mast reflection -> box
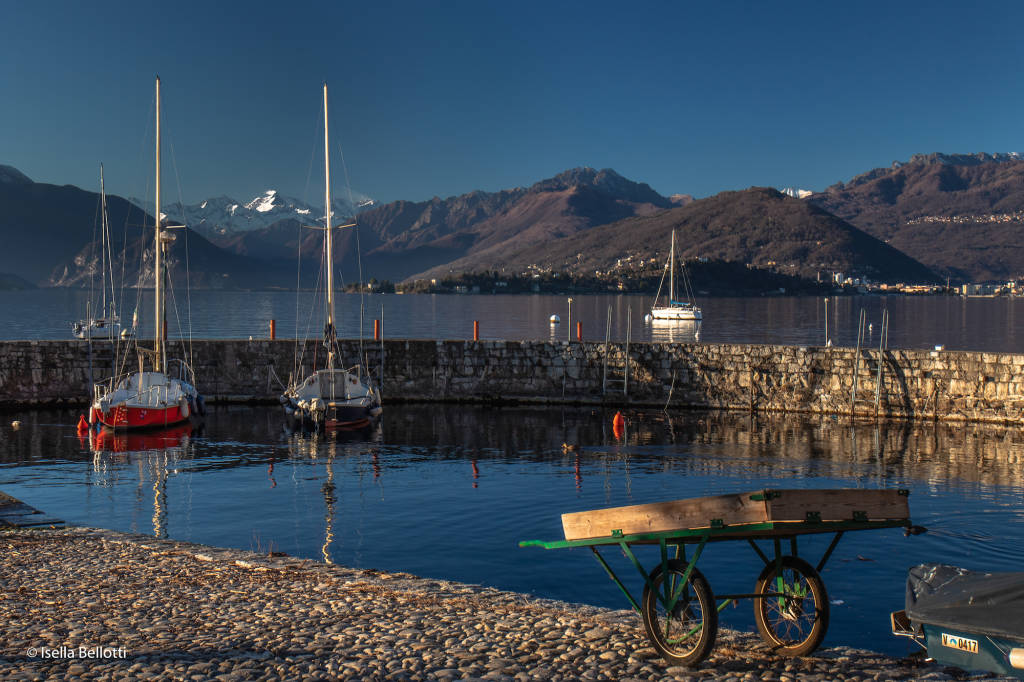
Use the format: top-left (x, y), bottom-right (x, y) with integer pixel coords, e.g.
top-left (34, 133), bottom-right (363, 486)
top-left (88, 422), bottom-right (195, 538)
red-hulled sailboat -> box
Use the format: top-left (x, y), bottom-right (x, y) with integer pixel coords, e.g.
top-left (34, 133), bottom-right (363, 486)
top-left (90, 77), bottom-right (202, 430)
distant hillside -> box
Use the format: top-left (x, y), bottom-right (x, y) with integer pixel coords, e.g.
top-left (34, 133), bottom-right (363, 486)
top-left (0, 272), bottom-right (35, 290)
top-left (217, 167), bottom-right (675, 282)
top-left (810, 153), bottom-right (1024, 282)
top-left (415, 187), bottom-right (939, 285)
top-left (0, 164), bottom-right (295, 289)
top-left (0, 162), bottom-right (950, 292)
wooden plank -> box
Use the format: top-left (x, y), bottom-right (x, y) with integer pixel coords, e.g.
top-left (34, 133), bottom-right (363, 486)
top-left (559, 488), bottom-right (908, 541)
top-left (561, 490), bottom-right (768, 541)
top-left (766, 489), bottom-right (908, 522)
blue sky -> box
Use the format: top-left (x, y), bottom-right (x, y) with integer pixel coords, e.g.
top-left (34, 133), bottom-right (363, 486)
top-left (2, 1), bottom-right (1022, 205)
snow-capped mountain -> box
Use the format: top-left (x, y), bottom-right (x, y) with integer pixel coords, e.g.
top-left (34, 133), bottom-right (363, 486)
top-left (131, 189), bottom-right (374, 241)
top-left (779, 187), bottom-right (812, 199)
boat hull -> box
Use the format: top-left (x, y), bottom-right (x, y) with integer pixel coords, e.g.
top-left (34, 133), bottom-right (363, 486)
top-left (650, 307), bottom-right (702, 321)
top-left (91, 371), bottom-right (202, 432)
top-left (921, 624), bottom-right (1024, 678)
top-left (95, 404), bottom-right (193, 430)
top-left (282, 368), bottom-right (381, 431)
top-left (283, 400), bottom-right (380, 431)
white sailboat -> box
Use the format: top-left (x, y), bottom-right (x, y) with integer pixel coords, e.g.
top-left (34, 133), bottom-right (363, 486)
top-left (281, 83), bottom-right (381, 431)
top-left (90, 77), bottom-right (203, 430)
top-left (650, 229), bottom-right (702, 321)
top-left (72, 164), bottom-right (123, 340)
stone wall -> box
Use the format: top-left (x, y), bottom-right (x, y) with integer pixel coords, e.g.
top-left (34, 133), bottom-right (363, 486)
top-left (0, 339), bottom-right (1021, 423)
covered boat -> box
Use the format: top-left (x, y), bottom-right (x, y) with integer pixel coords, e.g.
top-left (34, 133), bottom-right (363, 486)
top-left (892, 563), bottom-right (1024, 678)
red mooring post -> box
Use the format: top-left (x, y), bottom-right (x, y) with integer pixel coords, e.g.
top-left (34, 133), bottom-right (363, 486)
top-left (473, 320), bottom-right (480, 341)
top-left (269, 319), bottom-right (276, 340)
top-left (374, 319), bottom-right (381, 341)
top-left (576, 321), bottom-right (582, 341)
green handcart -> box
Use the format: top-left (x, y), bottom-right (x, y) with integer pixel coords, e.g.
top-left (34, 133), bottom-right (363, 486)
top-left (520, 488), bottom-right (912, 666)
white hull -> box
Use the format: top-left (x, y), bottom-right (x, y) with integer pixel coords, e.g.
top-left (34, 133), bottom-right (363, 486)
top-left (650, 306), bottom-right (702, 321)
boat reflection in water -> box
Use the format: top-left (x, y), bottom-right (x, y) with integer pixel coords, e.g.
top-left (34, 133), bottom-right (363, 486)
top-left (12, 403), bottom-right (1020, 658)
top-left (647, 318), bottom-right (701, 343)
top-left (86, 422), bottom-right (196, 538)
top-left (284, 423), bottom-right (383, 564)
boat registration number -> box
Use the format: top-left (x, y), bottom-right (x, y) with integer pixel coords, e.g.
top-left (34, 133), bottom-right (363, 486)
top-left (941, 632), bottom-right (979, 654)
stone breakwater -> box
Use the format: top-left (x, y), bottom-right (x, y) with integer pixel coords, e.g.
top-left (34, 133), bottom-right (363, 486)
top-left (0, 526), bottom-right (974, 681)
top-left (0, 340), bottom-right (1021, 423)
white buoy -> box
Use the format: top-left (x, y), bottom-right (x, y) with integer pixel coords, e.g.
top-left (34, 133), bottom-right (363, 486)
top-left (549, 314), bottom-right (560, 324)
top-left (644, 314), bottom-right (652, 323)
top-left (11, 420), bottom-right (21, 430)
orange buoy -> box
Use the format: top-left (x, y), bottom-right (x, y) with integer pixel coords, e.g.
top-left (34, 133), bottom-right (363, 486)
top-left (76, 414), bottom-right (89, 435)
top-left (612, 411), bottom-right (625, 440)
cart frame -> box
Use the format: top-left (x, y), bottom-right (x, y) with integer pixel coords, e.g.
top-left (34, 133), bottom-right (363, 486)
top-left (521, 493), bottom-right (911, 666)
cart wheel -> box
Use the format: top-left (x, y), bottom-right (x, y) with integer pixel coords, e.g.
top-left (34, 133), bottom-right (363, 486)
top-left (753, 556), bottom-right (829, 656)
top-left (641, 559), bottom-right (717, 667)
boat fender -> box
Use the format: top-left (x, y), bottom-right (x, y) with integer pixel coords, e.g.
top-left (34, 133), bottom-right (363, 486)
top-left (178, 396), bottom-right (190, 419)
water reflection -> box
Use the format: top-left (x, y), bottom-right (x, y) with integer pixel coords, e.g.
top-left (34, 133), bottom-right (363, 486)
top-left (282, 424), bottom-right (384, 564)
top-left (647, 318), bottom-right (701, 343)
top-left (3, 404), bottom-right (1024, 655)
top-left (6, 289), bottom-right (1023, 352)
top-left (87, 423), bottom-right (197, 538)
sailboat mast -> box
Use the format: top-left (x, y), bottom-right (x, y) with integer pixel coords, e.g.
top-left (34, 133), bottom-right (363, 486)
top-left (323, 82), bottom-right (336, 369)
top-left (669, 229), bottom-right (675, 304)
top-left (154, 76), bottom-right (163, 373)
top-left (99, 163), bottom-right (107, 317)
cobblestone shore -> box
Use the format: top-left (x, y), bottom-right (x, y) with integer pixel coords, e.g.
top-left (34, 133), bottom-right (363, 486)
top-left (0, 527), bottom-right (998, 681)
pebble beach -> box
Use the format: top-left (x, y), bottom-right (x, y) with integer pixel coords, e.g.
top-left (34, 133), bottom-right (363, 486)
top-left (0, 526), bottom-right (999, 681)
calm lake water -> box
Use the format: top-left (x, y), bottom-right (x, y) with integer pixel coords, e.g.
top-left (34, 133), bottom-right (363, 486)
top-left (0, 289), bottom-right (1021, 352)
top-left (2, 404), bottom-right (1023, 656)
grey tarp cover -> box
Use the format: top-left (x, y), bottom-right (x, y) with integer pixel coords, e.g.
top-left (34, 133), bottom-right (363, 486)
top-left (906, 563), bottom-right (1024, 641)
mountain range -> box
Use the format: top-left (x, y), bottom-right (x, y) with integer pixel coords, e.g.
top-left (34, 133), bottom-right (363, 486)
top-left (809, 153), bottom-right (1024, 282)
top-left (2, 153), bottom-right (1022, 292)
top-left (426, 186), bottom-right (938, 285)
top-left (140, 189), bottom-right (373, 241)
top-left (0, 164), bottom-right (294, 291)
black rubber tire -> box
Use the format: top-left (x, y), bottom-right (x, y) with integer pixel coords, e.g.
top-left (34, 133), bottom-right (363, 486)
top-left (753, 556), bottom-right (829, 656)
top-left (641, 560), bottom-right (717, 667)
